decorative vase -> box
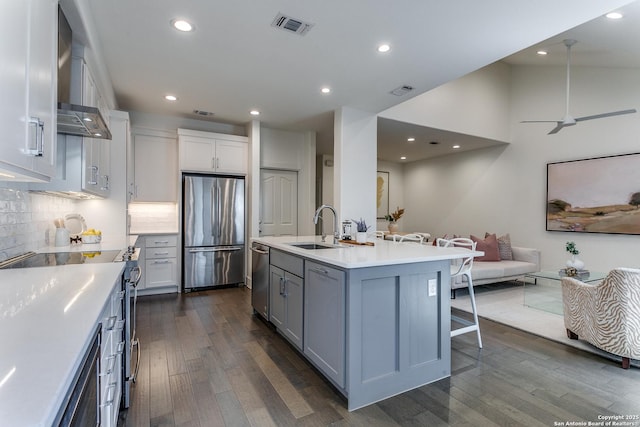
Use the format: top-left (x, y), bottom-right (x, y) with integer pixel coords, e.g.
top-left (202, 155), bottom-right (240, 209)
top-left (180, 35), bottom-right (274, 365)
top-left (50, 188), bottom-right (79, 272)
top-left (388, 222), bottom-right (399, 233)
top-left (566, 254), bottom-right (585, 270)
top-left (356, 232), bottom-right (367, 244)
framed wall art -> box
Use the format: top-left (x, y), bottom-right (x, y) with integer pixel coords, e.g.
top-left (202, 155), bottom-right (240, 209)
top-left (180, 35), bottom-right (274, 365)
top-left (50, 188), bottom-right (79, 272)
top-left (546, 152), bottom-right (640, 234)
top-left (377, 171), bottom-right (389, 219)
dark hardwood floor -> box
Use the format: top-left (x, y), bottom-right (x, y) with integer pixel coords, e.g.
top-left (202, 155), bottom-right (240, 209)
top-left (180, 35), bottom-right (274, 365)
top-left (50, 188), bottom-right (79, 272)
top-left (119, 286), bottom-right (640, 427)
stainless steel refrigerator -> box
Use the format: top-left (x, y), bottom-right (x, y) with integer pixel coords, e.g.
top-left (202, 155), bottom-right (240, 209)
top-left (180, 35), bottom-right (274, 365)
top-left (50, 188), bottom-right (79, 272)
top-left (182, 174), bottom-right (245, 291)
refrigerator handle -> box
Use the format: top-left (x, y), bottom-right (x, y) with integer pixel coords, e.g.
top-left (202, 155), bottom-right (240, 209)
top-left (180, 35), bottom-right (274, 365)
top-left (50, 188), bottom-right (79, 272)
top-left (189, 247), bottom-right (243, 253)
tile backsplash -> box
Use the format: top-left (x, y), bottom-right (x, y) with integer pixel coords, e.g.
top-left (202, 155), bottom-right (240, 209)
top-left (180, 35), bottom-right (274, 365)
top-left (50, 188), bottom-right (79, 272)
top-left (0, 185), bottom-right (75, 261)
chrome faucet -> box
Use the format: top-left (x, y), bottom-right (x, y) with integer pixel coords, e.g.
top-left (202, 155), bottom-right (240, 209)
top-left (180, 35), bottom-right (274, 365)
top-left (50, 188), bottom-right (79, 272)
top-left (313, 204), bottom-right (339, 244)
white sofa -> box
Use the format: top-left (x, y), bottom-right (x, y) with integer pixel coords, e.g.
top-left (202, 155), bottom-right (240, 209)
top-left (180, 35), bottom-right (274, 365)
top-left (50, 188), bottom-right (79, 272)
top-left (452, 246), bottom-right (541, 296)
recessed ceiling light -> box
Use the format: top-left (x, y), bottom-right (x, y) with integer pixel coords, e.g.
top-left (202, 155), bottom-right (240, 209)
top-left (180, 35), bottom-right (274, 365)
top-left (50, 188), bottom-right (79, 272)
top-left (83, 117), bottom-right (93, 122)
top-left (606, 12), bottom-right (623, 19)
top-left (377, 44), bottom-right (391, 53)
top-left (400, 156), bottom-right (407, 160)
top-left (321, 87), bottom-right (331, 94)
top-left (165, 95), bottom-right (178, 101)
top-left (250, 110), bottom-right (260, 116)
top-left (172, 19), bottom-right (194, 32)
top-left (452, 145), bottom-right (461, 149)
top-left (536, 50), bottom-right (548, 56)
top-left (407, 137), bottom-right (415, 142)
top-left (94, 133), bottom-right (102, 137)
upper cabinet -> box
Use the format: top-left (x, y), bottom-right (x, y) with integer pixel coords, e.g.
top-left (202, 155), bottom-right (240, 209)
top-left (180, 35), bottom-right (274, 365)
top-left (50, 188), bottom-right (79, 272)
top-left (0, 0), bottom-right (57, 181)
top-left (178, 129), bottom-right (248, 174)
top-left (74, 58), bottom-right (110, 197)
top-left (131, 131), bottom-right (178, 202)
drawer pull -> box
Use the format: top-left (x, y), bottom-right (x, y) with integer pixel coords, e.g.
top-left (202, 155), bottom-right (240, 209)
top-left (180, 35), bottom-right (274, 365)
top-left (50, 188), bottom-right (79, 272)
top-left (310, 267), bottom-right (330, 276)
top-left (152, 259), bottom-right (171, 264)
top-left (104, 315), bottom-right (117, 331)
top-left (154, 251), bottom-right (170, 256)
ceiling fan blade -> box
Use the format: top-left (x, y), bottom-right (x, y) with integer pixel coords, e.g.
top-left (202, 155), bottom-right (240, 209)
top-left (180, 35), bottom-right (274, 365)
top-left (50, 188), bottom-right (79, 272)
top-left (547, 122), bottom-right (565, 134)
top-left (574, 108), bottom-right (637, 122)
top-left (520, 120), bottom-right (558, 123)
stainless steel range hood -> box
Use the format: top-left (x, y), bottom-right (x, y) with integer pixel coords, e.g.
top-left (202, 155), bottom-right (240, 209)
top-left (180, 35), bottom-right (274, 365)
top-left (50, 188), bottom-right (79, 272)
top-left (57, 7), bottom-right (112, 140)
top-left (57, 102), bottom-right (112, 139)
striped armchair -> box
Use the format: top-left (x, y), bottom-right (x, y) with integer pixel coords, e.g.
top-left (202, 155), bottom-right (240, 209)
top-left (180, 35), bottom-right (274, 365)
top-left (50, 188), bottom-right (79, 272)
top-left (561, 268), bottom-right (640, 369)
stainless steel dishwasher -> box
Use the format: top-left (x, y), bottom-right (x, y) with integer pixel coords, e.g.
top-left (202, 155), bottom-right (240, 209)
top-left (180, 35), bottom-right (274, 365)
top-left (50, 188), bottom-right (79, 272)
top-left (250, 242), bottom-right (270, 320)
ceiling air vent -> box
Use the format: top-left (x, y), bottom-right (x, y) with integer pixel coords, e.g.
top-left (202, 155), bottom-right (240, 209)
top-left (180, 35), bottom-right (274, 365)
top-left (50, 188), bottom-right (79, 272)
top-left (271, 13), bottom-right (314, 36)
top-left (193, 110), bottom-right (214, 117)
top-left (390, 85), bottom-right (414, 96)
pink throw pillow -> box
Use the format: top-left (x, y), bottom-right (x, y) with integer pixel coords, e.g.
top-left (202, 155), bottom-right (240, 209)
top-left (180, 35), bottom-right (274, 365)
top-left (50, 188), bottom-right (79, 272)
top-left (471, 234), bottom-right (501, 261)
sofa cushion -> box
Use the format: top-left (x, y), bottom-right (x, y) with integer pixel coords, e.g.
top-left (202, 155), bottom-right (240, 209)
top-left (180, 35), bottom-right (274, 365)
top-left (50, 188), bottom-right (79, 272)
top-left (471, 234), bottom-right (500, 261)
top-left (500, 260), bottom-right (538, 276)
top-left (486, 232), bottom-right (513, 260)
top-left (470, 262), bottom-right (505, 280)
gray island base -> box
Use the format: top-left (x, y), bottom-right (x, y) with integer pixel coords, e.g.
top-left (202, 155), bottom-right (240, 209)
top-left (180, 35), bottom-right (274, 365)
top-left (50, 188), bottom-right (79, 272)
top-left (253, 236), bottom-right (480, 411)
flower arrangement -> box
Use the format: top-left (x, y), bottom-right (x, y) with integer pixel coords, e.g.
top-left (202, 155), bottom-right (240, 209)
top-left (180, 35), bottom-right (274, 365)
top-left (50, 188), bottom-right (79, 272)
top-left (565, 241), bottom-right (579, 255)
top-left (385, 207), bottom-right (405, 223)
top-left (352, 218), bottom-right (371, 232)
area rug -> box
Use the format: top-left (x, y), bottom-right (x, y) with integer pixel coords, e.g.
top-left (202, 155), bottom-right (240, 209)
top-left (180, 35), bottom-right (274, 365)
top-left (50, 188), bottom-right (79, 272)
top-left (450, 281), bottom-right (639, 368)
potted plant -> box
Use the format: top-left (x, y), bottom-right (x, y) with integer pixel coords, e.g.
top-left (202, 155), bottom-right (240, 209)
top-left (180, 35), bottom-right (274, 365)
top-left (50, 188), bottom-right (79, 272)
top-left (384, 207), bottom-right (405, 233)
top-left (352, 218), bottom-right (370, 243)
top-left (565, 241), bottom-right (585, 270)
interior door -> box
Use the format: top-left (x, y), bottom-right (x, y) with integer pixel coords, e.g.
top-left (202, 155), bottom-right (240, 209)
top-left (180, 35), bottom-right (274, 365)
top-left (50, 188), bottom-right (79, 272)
top-left (260, 169), bottom-right (297, 236)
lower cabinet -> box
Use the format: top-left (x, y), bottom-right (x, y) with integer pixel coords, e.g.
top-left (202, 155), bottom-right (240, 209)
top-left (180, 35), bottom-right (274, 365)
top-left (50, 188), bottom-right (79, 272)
top-left (270, 265), bottom-right (304, 350)
top-left (137, 234), bottom-right (178, 294)
top-left (269, 249), bottom-right (304, 350)
top-left (265, 249), bottom-right (346, 388)
top-left (304, 261), bottom-right (346, 388)
top-left (99, 277), bottom-right (126, 427)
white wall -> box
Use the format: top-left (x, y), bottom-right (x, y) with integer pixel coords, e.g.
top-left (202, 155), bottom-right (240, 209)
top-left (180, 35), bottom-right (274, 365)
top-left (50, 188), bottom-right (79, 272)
top-left (401, 63), bottom-right (640, 272)
top-left (380, 62), bottom-right (512, 142)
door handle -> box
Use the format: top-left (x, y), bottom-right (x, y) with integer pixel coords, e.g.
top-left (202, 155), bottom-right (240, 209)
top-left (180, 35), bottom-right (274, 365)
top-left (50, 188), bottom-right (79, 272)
top-left (250, 247), bottom-right (269, 255)
top-left (189, 247), bottom-right (243, 253)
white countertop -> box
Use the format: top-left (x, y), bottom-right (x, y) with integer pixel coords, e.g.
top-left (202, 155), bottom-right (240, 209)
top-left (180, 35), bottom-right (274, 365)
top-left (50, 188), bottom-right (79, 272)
top-left (253, 235), bottom-right (483, 269)
top-left (0, 263), bottom-right (125, 426)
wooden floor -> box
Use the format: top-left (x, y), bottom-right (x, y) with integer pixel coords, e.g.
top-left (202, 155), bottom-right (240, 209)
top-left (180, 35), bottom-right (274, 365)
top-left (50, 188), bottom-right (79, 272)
top-left (119, 286), bottom-right (640, 427)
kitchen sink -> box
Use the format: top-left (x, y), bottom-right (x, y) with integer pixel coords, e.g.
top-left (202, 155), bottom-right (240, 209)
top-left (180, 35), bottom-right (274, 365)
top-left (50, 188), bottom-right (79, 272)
top-left (287, 242), bottom-right (342, 250)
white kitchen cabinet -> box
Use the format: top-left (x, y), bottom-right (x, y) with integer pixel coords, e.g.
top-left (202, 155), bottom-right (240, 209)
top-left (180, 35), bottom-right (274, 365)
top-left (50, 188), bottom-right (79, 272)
top-left (99, 276), bottom-right (126, 427)
top-left (178, 128), bottom-right (248, 174)
top-left (73, 59), bottom-right (111, 197)
top-left (304, 261), bottom-right (346, 387)
top-left (269, 249), bottom-right (304, 350)
top-left (132, 132), bottom-right (178, 202)
top-left (0, 0), bottom-right (57, 182)
top-left (138, 234), bottom-right (179, 294)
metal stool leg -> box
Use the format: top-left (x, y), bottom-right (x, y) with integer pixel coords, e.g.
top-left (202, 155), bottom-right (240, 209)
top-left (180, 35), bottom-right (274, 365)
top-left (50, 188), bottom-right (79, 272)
top-left (450, 274), bottom-right (482, 348)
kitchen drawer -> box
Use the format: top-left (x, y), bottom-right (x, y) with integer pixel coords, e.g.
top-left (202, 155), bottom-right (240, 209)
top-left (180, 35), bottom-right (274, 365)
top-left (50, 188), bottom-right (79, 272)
top-left (145, 246), bottom-right (177, 259)
top-left (270, 249), bottom-right (304, 277)
top-left (145, 257), bottom-right (178, 288)
top-left (144, 235), bottom-right (177, 248)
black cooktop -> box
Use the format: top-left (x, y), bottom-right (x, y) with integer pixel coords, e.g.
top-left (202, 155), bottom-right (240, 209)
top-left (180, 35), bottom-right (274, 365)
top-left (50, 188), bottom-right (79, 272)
top-left (0, 250), bottom-right (122, 269)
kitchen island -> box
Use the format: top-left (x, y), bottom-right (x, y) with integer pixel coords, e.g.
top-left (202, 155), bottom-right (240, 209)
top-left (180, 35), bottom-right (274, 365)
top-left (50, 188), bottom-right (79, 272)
top-left (252, 235), bottom-right (482, 411)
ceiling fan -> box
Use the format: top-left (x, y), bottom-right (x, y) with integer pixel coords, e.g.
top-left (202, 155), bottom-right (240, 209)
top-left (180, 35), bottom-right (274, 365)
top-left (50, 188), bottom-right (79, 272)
top-left (521, 39), bottom-right (637, 135)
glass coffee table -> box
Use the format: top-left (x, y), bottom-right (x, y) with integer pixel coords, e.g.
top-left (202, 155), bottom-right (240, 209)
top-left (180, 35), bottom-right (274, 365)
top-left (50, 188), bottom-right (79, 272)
top-left (523, 270), bottom-right (607, 315)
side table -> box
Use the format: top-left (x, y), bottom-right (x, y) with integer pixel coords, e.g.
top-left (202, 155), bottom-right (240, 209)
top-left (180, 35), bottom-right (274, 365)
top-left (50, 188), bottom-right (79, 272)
top-left (523, 270), bottom-right (606, 315)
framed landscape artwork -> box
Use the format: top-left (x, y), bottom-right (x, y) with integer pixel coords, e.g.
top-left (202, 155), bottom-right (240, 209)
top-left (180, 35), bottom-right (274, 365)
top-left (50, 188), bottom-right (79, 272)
top-left (546, 152), bottom-right (640, 234)
top-left (377, 171), bottom-right (389, 219)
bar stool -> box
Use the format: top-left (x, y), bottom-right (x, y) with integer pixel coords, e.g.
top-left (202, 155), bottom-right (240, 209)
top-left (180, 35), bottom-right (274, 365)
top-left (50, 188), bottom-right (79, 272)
top-left (436, 237), bottom-right (483, 349)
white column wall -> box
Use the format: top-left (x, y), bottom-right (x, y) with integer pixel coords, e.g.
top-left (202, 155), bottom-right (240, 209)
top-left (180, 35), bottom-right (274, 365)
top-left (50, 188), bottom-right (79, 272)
top-left (334, 107), bottom-right (377, 233)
